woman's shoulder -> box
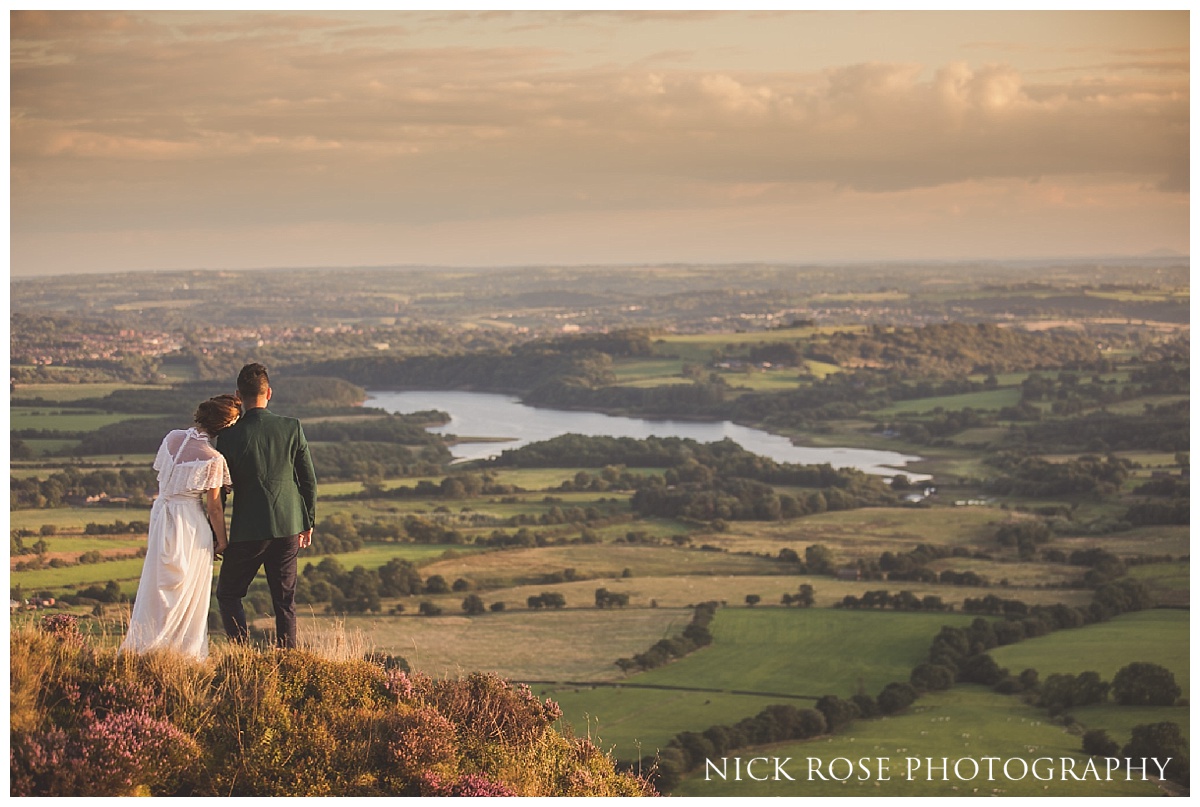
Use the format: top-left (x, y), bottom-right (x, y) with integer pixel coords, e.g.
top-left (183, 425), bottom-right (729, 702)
top-left (158, 428), bottom-right (188, 451)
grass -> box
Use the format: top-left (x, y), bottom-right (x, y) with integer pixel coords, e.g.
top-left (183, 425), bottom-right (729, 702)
top-left (9, 538), bottom-right (484, 597)
top-left (1070, 703), bottom-right (1190, 746)
top-left (10, 533), bottom-right (145, 556)
top-left (299, 543), bottom-right (487, 572)
top-left (10, 621), bottom-right (649, 797)
top-left (547, 607), bottom-right (977, 762)
top-left (802, 359), bottom-right (842, 379)
top-left (651, 328), bottom-right (860, 363)
top-left (628, 608), bottom-right (974, 699)
top-left (414, 544), bottom-right (785, 589)
top-left (699, 505), bottom-right (1006, 556)
top-left (10, 407), bottom-right (161, 432)
top-left (1101, 395), bottom-right (1189, 416)
top-left (300, 607), bottom-right (691, 682)
top-left (18, 439), bottom-right (83, 456)
top-left (12, 557), bottom-right (148, 593)
top-left (875, 388), bottom-right (1021, 415)
top-left (988, 609), bottom-right (1190, 696)
top-left (319, 491), bottom-right (631, 523)
top-left (722, 369), bottom-right (802, 392)
top-left (672, 686), bottom-right (1166, 797)
top-left (1052, 526), bottom-right (1190, 559)
top-left (11, 382), bottom-right (161, 402)
top-left (1124, 562), bottom-right (1190, 595)
top-left (10, 507), bottom-right (152, 533)
top-left (609, 358), bottom-right (687, 382)
top-left (546, 687), bottom-right (800, 759)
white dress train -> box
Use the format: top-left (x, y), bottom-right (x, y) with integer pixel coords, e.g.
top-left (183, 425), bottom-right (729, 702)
top-left (120, 427), bottom-right (231, 661)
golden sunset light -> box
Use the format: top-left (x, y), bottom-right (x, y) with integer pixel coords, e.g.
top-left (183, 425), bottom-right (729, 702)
top-left (10, 9), bottom-right (1188, 275)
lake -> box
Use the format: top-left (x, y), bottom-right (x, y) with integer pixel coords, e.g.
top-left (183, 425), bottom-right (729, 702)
top-left (366, 390), bottom-right (929, 481)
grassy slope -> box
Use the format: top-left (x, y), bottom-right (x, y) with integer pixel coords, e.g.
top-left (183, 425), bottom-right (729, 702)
top-left (988, 609), bottom-right (1189, 697)
top-left (547, 608), bottom-right (975, 760)
top-left (672, 686), bottom-right (1166, 797)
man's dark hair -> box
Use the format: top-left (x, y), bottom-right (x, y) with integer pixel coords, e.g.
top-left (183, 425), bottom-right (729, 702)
top-left (237, 362), bottom-right (270, 400)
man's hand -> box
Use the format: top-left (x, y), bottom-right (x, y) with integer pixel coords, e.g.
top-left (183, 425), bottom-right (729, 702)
top-left (298, 528), bottom-right (313, 549)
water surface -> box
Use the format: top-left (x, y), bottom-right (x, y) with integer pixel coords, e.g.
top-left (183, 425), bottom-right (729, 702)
top-left (367, 390), bottom-right (928, 481)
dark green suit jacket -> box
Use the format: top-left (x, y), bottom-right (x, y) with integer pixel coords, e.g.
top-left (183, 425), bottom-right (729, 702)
top-left (217, 407), bottom-right (317, 543)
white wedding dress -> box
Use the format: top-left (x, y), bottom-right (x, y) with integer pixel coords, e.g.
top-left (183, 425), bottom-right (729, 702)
top-left (120, 427), bottom-right (231, 660)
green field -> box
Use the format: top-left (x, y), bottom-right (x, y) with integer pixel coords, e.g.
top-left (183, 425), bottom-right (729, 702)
top-left (11, 533), bottom-right (144, 556)
top-left (10, 506), bottom-right (152, 533)
top-left (797, 359), bottom-right (838, 379)
top-left (302, 606), bottom-right (693, 682)
top-left (875, 387), bottom-right (1022, 415)
top-left (12, 382), bottom-right (161, 402)
top-left (651, 327), bottom-right (856, 363)
top-left (9, 539), bottom-right (483, 596)
top-left (722, 369), bottom-right (803, 392)
top-left (545, 608), bottom-right (975, 761)
top-left (631, 608), bottom-right (973, 698)
top-left (705, 505), bottom-right (1005, 555)
top-left (18, 438), bottom-right (84, 456)
top-left (989, 609), bottom-right (1189, 696)
top-left (1125, 562), bottom-right (1190, 597)
top-left (1101, 394), bottom-right (1190, 416)
top-left (10, 407), bottom-right (160, 432)
top-left (415, 543), bottom-right (785, 590)
top-left (609, 358), bottom-right (687, 383)
top-left (12, 557), bottom-right (148, 593)
top-left (673, 686), bottom-right (1166, 797)
top-left (546, 687), bottom-right (802, 759)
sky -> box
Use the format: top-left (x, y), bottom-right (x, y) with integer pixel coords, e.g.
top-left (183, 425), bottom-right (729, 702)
top-left (9, 8), bottom-right (1191, 276)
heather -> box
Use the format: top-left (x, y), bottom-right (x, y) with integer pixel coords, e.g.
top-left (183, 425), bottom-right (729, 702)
top-left (10, 615), bottom-right (653, 797)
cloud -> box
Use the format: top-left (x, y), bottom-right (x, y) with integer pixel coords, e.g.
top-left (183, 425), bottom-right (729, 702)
top-left (10, 10), bottom-right (1189, 249)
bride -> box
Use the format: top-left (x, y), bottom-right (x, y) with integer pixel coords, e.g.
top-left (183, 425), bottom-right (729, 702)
top-left (120, 394), bottom-right (241, 660)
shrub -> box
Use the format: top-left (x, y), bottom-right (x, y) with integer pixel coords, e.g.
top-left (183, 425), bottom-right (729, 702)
top-left (9, 624), bottom-right (645, 797)
top-left (11, 707), bottom-right (201, 796)
top-left (1111, 662), bottom-right (1181, 707)
top-left (1081, 729), bottom-right (1120, 757)
top-left (1122, 722), bottom-right (1189, 787)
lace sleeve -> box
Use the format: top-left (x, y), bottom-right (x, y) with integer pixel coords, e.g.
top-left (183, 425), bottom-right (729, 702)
top-left (158, 456), bottom-right (232, 497)
top-left (185, 456), bottom-right (231, 493)
top-left (153, 432), bottom-right (183, 478)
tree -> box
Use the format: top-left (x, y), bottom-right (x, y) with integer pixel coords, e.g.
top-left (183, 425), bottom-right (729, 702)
top-left (744, 594), bottom-right (761, 607)
top-left (877, 682), bottom-right (918, 715)
top-left (814, 695), bottom-right (859, 732)
top-left (1111, 662), bottom-right (1181, 707)
top-left (424, 574), bottom-right (450, 594)
top-left (418, 601), bottom-right (443, 616)
top-left (910, 663), bottom-right (955, 692)
top-left (462, 594), bottom-right (486, 615)
top-left (1081, 729), bottom-right (1119, 757)
top-left (805, 544), bottom-right (835, 575)
top-left (1122, 722), bottom-right (1189, 786)
top-left (595, 588), bottom-right (629, 609)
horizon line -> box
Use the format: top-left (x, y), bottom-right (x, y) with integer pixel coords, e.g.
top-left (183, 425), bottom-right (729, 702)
top-left (10, 253), bottom-right (1190, 281)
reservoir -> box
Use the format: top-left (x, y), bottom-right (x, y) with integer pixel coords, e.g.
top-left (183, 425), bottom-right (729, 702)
top-left (367, 390), bottom-right (928, 481)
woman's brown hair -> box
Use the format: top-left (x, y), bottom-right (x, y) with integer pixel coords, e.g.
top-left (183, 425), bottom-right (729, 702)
top-left (193, 393), bottom-right (241, 436)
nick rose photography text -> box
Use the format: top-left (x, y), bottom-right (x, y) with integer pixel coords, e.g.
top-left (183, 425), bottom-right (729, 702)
top-left (703, 756), bottom-right (1173, 784)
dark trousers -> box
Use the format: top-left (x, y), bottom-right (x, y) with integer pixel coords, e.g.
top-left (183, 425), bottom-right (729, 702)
top-left (216, 535), bottom-right (300, 649)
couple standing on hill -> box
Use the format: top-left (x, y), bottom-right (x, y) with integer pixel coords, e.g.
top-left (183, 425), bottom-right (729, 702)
top-left (120, 362), bottom-right (318, 659)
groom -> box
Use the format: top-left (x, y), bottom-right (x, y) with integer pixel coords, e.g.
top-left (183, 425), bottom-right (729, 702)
top-left (216, 362), bottom-right (317, 649)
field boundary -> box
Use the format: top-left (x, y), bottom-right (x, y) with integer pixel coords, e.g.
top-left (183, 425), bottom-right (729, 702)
top-left (525, 680), bottom-right (819, 701)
